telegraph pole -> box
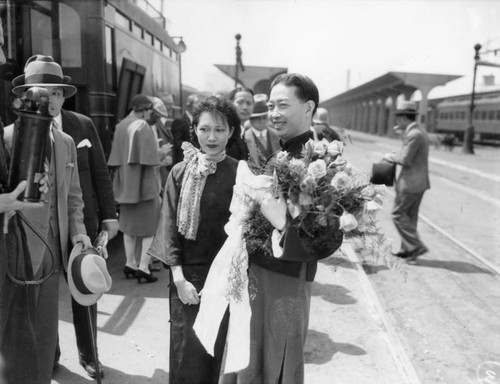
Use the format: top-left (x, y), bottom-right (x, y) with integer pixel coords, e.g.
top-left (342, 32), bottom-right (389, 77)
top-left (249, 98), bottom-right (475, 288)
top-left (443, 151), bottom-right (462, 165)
top-left (463, 43), bottom-right (500, 154)
top-left (235, 34), bottom-right (244, 88)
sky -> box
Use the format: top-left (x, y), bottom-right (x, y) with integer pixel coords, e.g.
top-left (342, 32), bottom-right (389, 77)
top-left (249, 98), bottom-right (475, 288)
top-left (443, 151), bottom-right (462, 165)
top-left (162, 0), bottom-right (500, 101)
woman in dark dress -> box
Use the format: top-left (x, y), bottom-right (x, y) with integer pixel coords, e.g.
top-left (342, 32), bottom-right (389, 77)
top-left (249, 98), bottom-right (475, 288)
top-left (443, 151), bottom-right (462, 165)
top-left (148, 96), bottom-right (240, 384)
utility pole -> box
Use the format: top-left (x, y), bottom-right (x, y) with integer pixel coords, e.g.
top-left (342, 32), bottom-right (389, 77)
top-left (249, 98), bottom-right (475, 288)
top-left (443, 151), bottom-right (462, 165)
top-left (463, 43), bottom-right (500, 154)
top-left (235, 34), bottom-right (244, 88)
top-left (463, 44), bottom-right (481, 154)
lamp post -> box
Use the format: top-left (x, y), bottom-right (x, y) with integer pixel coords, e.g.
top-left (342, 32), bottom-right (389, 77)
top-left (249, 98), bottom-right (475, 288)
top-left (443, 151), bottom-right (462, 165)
top-left (172, 36), bottom-right (186, 114)
top-left (235, 33), bottom-right (243, 88)
top-left (463, 43), bottom-right (481, 154)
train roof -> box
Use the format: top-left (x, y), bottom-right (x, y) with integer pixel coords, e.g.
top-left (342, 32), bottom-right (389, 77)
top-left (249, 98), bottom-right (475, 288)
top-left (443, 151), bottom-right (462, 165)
top-left (437, 95), bottom-right (500, 108)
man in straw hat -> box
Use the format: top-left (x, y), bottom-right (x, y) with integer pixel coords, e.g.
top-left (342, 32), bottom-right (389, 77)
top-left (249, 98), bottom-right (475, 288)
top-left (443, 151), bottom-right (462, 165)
top-left (383, 100), bottom-right (430, 262)
top-left (2, 54), bottom-right (92, 383)
top-left (245, 96), bottom-right (280, 167)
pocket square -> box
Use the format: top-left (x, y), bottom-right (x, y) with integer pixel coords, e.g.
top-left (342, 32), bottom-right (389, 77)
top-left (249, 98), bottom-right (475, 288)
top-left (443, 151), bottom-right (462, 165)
top-left (67, 162), bottom-right (75, 168)
top-left (77, 139), bottom-right (92, 148)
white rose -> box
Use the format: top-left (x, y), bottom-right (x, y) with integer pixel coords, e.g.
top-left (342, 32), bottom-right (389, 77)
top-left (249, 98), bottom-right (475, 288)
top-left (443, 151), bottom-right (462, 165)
top-left (365, 200), bottom-right (381, 211)
top-left (327, 140), bottom-right (344, 156)
top-left (360, 185), bottom-right (375, 198)
top-left (339, 212), bottom-right (358, 232)
top-left (307, 159), bottom-right (327, 179)
top-left (330, 171), bottom-right (353, 191)
top-left (313, 140), bottom-right (329, 157)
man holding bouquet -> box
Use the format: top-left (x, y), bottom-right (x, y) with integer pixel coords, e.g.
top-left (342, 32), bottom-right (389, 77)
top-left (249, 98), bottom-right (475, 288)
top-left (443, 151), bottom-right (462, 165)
top-left (238, 73), bottom-right (344, 384)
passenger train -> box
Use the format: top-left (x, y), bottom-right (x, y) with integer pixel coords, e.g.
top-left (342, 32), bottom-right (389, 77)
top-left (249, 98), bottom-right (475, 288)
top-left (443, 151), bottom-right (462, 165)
top-left (430, 91), bottom-right (500, 142)
top-left (0, 0), bottom-right (183, 156)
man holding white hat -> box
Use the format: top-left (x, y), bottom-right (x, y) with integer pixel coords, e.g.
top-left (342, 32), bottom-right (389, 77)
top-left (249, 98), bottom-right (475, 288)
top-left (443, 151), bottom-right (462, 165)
top-left (383, 100), bottom-right (430, 262)
top-left (2, 54), bottom-right (92, 383)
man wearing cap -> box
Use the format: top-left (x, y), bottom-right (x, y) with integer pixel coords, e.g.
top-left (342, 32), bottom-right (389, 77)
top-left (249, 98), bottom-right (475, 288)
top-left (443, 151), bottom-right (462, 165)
top-left (245, 97), bottom-right (280, 168)
top-left (312, 107), bottom-right (341, 142)
top-left (108, 94), bottom-right (161, 284)
top-left (150, 96), bottom-right (174, 187)
top-left (383, 100), bottom-right (430, 261)
top-left (27, 58), bottom-right (119, 377)
top-left (2, 54), bottom-right (92, 383)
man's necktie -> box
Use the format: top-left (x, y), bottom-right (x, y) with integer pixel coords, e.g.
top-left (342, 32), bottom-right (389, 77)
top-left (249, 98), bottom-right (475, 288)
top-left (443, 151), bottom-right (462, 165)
top-left (257, 131), bottom-right (267, 150)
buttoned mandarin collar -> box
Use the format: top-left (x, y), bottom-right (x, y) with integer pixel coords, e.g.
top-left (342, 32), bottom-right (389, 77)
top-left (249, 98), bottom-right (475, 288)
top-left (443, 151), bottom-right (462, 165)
top-left (280, 130), bottom-right (315, 156)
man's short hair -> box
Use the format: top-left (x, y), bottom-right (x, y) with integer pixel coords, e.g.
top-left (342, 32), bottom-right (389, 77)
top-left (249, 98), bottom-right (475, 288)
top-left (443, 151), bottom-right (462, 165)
top-left (270, 73), bottom-right (319, 116)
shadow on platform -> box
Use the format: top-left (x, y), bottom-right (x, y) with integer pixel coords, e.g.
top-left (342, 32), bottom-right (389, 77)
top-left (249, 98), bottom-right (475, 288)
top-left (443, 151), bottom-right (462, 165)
top-left (52, 365), bottom-right (168, 384)
top-left (305, 329), bottom-right (366, 365)
top-left (311, 282), bottom-right (357, 305)
top-left (408, 258), bottom-right (494, 274)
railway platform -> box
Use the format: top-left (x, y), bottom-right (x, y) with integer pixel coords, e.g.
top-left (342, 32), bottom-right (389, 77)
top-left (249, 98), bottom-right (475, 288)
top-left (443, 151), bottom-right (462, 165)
top-left (51, 130), bottom-right (499, 384)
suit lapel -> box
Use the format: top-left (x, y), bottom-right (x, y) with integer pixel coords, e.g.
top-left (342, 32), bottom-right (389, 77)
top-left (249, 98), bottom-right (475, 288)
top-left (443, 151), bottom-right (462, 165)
top-left (53, 129), bottom-right (67, 194)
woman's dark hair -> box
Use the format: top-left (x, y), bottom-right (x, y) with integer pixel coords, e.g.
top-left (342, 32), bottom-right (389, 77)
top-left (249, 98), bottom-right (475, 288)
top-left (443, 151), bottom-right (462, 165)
top-left (228, 86), bottom-right (254, 101)
top-left (192, 96), bottom-right (241, 138)
top-left (270, 73), bottom-right (319, 116)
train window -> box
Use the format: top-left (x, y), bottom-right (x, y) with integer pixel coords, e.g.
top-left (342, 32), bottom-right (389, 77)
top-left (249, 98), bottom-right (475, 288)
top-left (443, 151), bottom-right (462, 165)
top-left (497, 110), bottom-right (500, 120)
top-left (59, 3), bottom-right (82, 67)
top-left (132, 23), bottom-right (143, 39)
top-left (115, 11), bottom-right (130, 31)
top-left (474, 111), bottom-right (479, 119)
top-left (156, 38), bottom-right (162, 51)
top-left (30, 5), bottom-right (53, 57)
top-left (488, 110), bottom-right (494, 120)
top-left (145, 31), bottom-right (154, 46)
top-left (481, 110), bottom-right (487, 120)
top-left (105, 25), bottom-right (116, 91)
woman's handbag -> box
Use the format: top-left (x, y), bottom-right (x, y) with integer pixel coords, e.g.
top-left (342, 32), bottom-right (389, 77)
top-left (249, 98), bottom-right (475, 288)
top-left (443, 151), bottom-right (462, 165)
top-left (370, 161), bottom-right (396, 186)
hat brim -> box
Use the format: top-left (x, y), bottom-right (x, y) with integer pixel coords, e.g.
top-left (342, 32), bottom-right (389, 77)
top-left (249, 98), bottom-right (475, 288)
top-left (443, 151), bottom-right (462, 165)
top-left (250, 111), bottom-right (268, 118)
top-left (12, 82), bottom-right (77, 98)
top-left (394, 110), bottom-right (418, 116)
top-left (68, 244), bottom-right (107, 306)
top-left (152, 107), bottom-right (169, 118)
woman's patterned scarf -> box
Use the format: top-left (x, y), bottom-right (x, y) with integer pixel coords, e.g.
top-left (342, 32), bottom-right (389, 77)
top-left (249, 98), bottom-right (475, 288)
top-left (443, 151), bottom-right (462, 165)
top-left (177, 142), bottom-right (226, 240)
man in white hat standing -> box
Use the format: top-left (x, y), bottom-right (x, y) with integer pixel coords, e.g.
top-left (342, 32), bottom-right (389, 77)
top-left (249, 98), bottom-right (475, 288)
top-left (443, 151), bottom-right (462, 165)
top-left (32, 57), bottom-right (118, 377)
top-left (383, 100), bottom-right (430, 261)
top-left (2, 54), bottom-right (92, 383)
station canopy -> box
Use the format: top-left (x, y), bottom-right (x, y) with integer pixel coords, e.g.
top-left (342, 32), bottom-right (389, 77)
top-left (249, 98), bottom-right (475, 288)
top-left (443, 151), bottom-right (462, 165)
top-left (214, 64), bottom-right (288, 94)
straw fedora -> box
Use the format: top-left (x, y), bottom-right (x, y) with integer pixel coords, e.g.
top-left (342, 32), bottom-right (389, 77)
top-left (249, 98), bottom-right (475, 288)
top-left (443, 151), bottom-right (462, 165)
top-left (12, 55), bottom-right (77, 98)
top-left (250, 98), bottom-right (268, 118)
top-left (68, 243), bottom-right (112, 306)
top-left (394, 101), bottom-right (419, 116)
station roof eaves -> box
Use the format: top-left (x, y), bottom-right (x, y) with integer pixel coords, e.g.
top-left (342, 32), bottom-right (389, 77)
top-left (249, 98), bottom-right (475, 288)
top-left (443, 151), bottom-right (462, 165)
top-left (321, 71), bottom-right (462, 105)
top-left (214, 64), bottom-right (288, 89)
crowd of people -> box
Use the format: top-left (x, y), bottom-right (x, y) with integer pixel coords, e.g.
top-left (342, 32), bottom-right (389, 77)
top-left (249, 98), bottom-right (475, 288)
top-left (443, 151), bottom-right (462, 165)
top-left (0, 47), bottom-right (429, 383)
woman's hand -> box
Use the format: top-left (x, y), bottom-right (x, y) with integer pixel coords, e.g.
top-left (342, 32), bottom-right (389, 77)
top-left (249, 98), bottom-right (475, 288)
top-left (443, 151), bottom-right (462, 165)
top-left (175, 279), bottom-right (200, 306)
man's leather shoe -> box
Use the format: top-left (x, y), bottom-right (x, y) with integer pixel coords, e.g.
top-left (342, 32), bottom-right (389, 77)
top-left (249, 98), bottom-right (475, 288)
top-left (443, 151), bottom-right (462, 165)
top-left (392, 250), bottom-right (410, 258)
top-left (406, 246), bottom-right (429, 262)
top-left (80, 359), bottom-right (104, 378)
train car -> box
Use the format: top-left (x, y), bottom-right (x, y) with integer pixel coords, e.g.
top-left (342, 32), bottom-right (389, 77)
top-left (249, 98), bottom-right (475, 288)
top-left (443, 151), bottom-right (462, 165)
top-left (435, 94), bottom-right (500, 141)
top-left (0, 0), bottom-right (184, 156)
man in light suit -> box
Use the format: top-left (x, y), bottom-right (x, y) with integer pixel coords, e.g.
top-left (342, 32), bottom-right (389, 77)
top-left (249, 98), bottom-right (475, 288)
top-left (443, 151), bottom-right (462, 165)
top-left (245, 97), bottom-right (280, 168)
top-left (384, 100), bottom-right (430, 261)
top-left (46, 70), bottom-right (118, 377)
top-left (3, 54), bottom-right (91, 383)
